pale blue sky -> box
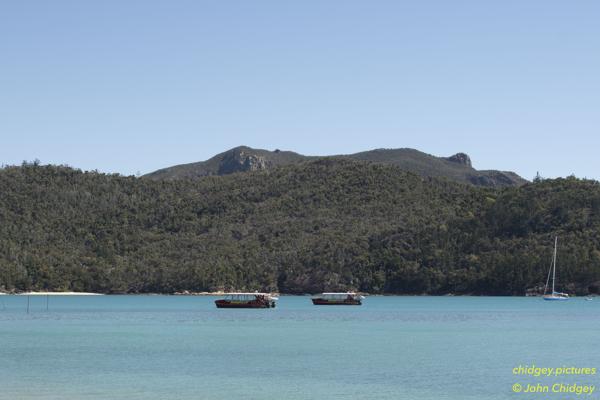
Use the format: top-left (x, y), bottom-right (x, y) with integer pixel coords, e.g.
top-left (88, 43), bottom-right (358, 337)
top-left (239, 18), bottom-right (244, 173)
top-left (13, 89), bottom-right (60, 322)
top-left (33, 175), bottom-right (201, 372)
top-left (1, 1), bottom-right (598, 180)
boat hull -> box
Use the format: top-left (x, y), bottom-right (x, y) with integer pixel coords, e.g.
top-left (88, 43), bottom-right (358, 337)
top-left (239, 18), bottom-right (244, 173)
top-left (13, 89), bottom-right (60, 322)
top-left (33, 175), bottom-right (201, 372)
top-left (312, 298), bottom-right (362, 306)
top-left (543, 296), bottom-right (569, 301)
top-left (215, 300), bottom-right (275, 308)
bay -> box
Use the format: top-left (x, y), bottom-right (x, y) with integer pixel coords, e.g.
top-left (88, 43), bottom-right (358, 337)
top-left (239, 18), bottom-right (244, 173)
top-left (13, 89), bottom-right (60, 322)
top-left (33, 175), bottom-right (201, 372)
top-left (0, 295), bottom-right (597, 400)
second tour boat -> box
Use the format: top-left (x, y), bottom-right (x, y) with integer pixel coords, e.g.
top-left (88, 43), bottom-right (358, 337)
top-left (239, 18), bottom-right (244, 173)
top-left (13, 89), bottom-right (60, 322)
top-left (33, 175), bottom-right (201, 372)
top-left (215, 293), bottom-right (278, 308)
top-left (311, 292), bottom-right (365, 305)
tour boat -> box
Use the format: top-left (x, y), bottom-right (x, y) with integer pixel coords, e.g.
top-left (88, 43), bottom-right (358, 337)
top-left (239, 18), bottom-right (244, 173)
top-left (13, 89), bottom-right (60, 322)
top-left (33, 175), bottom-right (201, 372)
top-left (214, 293), bottom-right (278, 308)
top-left (311, 292), bottom-right (365, 305)
top-left (543, 237), bottom-right (569, 301)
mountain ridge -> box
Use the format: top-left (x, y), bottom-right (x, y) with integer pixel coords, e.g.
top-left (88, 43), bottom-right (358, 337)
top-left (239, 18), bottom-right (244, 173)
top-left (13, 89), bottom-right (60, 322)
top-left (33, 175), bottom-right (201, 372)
top-left (144, 146), bottom-right (527, 187)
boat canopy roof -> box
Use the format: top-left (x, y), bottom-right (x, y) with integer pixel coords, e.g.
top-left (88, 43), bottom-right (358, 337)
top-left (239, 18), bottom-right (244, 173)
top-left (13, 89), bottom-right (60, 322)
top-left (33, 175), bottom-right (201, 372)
top-left (321, 292), bottom-right (357, 295)
top-left (313, 292), bottom-right (363, 299)
top-left (222, 292), bottom-right (274, 296)
top-left (220, 293), bottom-right (278, 300)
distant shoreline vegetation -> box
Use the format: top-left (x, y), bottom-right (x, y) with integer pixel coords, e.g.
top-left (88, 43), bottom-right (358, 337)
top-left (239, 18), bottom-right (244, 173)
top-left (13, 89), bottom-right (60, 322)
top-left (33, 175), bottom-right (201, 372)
top-left (1, 291), bottom-right (596, 297)
top-left (1, 160), bottom-right (599, 296)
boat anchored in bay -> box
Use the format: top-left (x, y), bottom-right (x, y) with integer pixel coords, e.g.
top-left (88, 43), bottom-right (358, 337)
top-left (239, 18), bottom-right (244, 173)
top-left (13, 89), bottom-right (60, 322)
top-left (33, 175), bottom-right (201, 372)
top-left (543, 236), bottom-right (569, 301)
top-left (214, 293), bottom-right (278, 308)
top-left (311, 292), bottom-right (365, 305)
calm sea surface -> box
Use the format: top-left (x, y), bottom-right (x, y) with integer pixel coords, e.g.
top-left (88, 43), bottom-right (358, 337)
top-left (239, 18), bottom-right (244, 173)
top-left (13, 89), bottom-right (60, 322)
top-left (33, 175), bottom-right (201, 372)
top-left (0, 295), bottom-right (598, 400)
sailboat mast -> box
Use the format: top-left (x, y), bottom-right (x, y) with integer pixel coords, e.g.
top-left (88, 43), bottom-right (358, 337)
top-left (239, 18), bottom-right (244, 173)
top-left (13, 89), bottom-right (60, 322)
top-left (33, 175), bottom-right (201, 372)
top-left (552, 236), bottom-right (558, 293)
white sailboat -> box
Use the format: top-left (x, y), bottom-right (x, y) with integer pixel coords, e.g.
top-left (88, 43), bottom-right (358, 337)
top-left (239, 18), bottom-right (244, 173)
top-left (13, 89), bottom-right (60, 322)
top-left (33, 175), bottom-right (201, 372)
top-left (543, 236), bottom-right (569, 301)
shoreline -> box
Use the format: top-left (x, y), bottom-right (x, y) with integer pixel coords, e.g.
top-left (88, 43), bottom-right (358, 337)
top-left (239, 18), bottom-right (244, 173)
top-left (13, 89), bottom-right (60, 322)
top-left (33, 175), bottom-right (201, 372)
top-left (1, 291), bottom-right (595, 297)
top-left (14, 292), bottom-right (104, 296)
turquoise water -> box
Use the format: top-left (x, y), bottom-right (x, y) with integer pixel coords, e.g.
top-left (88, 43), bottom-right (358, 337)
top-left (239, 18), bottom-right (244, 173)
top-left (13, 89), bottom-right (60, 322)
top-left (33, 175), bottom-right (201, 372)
top-left (1, 296), bottom-right (598, 400)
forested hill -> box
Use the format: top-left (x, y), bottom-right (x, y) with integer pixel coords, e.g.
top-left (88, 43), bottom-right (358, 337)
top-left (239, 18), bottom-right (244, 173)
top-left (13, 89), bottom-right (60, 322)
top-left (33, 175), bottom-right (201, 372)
top-left (1, 161), bottom-right (599, 295)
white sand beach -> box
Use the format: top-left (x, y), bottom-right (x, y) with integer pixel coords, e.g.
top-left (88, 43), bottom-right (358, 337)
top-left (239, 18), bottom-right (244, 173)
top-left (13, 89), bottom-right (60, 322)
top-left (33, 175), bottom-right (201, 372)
top-left (16, 292), bottom-right (104, 296)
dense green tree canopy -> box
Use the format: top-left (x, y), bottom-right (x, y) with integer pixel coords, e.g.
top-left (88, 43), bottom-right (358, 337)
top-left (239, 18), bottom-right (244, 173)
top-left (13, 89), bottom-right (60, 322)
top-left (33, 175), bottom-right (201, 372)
top-left (1, 160), bottom-right (599, 295)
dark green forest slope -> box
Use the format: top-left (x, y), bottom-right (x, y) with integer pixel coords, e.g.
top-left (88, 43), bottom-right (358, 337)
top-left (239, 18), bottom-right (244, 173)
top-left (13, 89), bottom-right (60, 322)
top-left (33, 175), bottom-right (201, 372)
top-left (1, 161), bottom-right (599, 295)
